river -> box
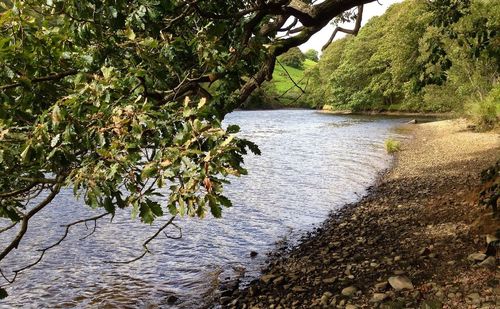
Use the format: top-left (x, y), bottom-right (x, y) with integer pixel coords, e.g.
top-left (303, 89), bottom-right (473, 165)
top-left (0, 110), bottom-right (409, 308)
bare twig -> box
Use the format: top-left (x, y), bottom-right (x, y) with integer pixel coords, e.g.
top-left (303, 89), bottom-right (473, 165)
top-left (106, 216), bottom-right (177, 264)
top-left (276, 59), bottom-right (305, 94)
top-left (0, 212), bottom-right (111, 284)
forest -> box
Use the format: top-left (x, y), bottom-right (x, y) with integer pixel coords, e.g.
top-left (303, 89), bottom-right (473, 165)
top-left (261, 0), bottom-right (499, 129)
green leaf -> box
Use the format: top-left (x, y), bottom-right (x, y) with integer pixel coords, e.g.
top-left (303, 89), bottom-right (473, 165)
top-left (139, 199), bottom-right (163, 224)
top-left (103, 196), bottom-right (115, 214)
top-left (141, 163), bottom-right (157, 180)
top-left (226, 124), bottom-right (240, 134)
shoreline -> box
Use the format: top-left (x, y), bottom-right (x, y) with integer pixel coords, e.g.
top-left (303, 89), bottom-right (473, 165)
top-left (223, 119), bottom-right (499, 308)
top-left (317, 109), bottom-right (454, 118)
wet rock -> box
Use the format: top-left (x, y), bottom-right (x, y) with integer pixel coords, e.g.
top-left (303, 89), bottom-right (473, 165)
top-left (250, 251), bottom-right (258, 258)
top-left (467, 252), bottom-right (487, 262)
top-left (388, 276), bottom-right (414, 291)
top-left (341, 286), bottom-right (358, 297)
top-left (167, 295), bottom-right (178, 304)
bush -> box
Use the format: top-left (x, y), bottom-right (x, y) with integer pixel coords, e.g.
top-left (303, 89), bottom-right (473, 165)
top-left (277, 47), bottom-right (305, 69)
top-left (384, 138), bottom-right (401, 154)
top-left (466, 85), bottom-right (500, 131)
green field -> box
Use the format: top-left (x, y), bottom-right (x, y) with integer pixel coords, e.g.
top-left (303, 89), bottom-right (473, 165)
top-left (271, 59), bottom-right (316, 94)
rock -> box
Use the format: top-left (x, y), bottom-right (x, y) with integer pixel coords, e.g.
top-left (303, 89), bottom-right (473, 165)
top-left (467, 293), bottom-right (481, 305)
top-left (486, 234), bottom-right (498, 245)
top-left (388, 276), bottom-right (414, 291)
top-left (394, 256), bottom-right (402, 262)
top-left (346, 304), bottom-right (357, 309)
top-left (250, 251), bottom-right (258, 258)
top-left (322, 277), bottom-right (337, 284)
top-left (260, 274), bottom-right (276, 284)
top-left (273, 276), bottom-right (285, 285)
top-left (291, 286), bottom-right (307, 293)
top-left (408, 119), bottom-right (418, 124)
top-left (341, 286), bottom-right (358, 297)
top-left (419, 247), bottom-right (431, 256)
top-left (320, 292), bottom-right (333, 305)
top-left (467, 252), bottom-right (487, 262)
top-left (167, 295), bottom-right (178, 304)
top-left (375, 282), bottom-right (389, 291)
top-left (420, 299), bottom-right (443, 309)
top-left (479, 256), bottom-right (496, 267)
top-left (372, 293), bottom-right (388, 302)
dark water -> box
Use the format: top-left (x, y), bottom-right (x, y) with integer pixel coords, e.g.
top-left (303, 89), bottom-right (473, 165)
top-left (0, 110), bottom-right (409, 308)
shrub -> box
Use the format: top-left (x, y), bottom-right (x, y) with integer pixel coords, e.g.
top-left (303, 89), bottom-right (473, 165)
top-left (384, 138), bottom-right (401, 154)
top-left (466, 84), bottom-right (500, 131)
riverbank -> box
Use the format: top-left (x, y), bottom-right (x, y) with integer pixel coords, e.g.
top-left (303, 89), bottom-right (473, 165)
top-left (225, 119), bottom-right (499, 308)
top-left (318, 109), bottom-right (453, 118)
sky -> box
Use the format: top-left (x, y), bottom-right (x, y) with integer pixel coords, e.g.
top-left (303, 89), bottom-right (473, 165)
top-left (299, 0), bottom-right (403, 52)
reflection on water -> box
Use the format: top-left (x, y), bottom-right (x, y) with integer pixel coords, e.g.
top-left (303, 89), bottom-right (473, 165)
top-left (0, 110), bottom-right (409, 308)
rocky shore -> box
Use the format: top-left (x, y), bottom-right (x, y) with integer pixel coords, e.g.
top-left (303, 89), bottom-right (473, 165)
top-left (221, 119), bottom-right (499, 309)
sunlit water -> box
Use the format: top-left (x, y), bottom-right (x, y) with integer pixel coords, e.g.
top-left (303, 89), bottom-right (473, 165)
top-left (1, 110), bottom-right (410, 308)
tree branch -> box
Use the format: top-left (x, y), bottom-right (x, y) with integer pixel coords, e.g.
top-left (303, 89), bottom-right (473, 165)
top-left (0, 69), bottom-right (79, 91)
top-left (0, 212), bottom-right (111, 284)
top-left (106, 216), bottom-right (178, 264)
top-left (322, 5), bottom-right (364, 51)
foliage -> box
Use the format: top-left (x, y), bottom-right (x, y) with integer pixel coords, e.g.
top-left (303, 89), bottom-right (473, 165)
top-left (277, 47), bottom-right (306, 69)
top-left (305, 0), bottom-right (500, 126)
top-left (0, 0), bottom-right (377, 285)
top-left (304, 49), bottom-right (319, 62)
top-left (384, 138), bottom-right (401, 154)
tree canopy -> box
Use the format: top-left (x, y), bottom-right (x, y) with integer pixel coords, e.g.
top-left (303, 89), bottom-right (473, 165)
top-left (306, 0), bottom-right (499, 128)
top-left (0, 0), bottom-right (377, 296)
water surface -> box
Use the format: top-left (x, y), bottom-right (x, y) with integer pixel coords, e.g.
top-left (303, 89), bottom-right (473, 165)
top-left (0, 110), bottom-right (408, 308)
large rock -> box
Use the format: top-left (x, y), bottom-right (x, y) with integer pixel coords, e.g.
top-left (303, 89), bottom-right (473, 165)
top-left (479, 256), bottom-right (496, 267)
top-left (467, 252), bottom-right (487, 262)
top-left (388, 276), bottom-right (414, 291)
top-left (341, 286), bottom-right (358, 297)
top-left (420, 299), bottom-right (443, 309)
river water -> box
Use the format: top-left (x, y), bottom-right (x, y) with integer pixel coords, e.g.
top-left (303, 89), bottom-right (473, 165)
top-left (0, 110), bottom-right (409, 308)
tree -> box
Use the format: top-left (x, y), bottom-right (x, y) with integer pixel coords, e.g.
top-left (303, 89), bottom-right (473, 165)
top-left (304, 49), bottom-right (319, 62)
top-left (0, 0), bottom-right (376, 297)
top-left (278, 47), bottom-right (306, 69)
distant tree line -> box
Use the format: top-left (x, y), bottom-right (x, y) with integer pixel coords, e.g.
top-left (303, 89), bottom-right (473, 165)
top-left (305, 0), bottom-right (499, 129)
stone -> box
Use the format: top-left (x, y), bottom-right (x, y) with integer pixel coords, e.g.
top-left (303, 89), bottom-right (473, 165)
top-left (375, 281), bottom-right (389, 291)
top-left (291, 286), bottom-right (307, 293)
top-left (420, 299), bottom-right (443, 309)
top-left (345, 304), bottom-right (357, 309)
top-left (167, 295), bottom-right (178, 304)
top-left (388, 276), bottom-right (414, 291)
top-left (273, 276), bottom-right (285, 285)
top-left (250, 251), bottom-right (258, 258)
top-left (260, 274), bottom-right (276, 284)
top-left (419, 247), bottom-right (431, 256)
top-left (341, 286), bottom-right (358, 297)
top-left (467, 252), bottom-right (487, 262)
top-left (467, 293), bottom-right (481, 304)
top-left (479, 256), bottom-right (496, 267)
top-left (322, 277), bottom-right (337, 284)
top-left (486, 234), bottom-right (498, 245)
top-left (372, 293), bottom-right (388, 302)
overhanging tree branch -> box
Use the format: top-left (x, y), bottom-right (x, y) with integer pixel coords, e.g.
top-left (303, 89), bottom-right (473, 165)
top-left (322, 5), bottom-right (364, 51)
